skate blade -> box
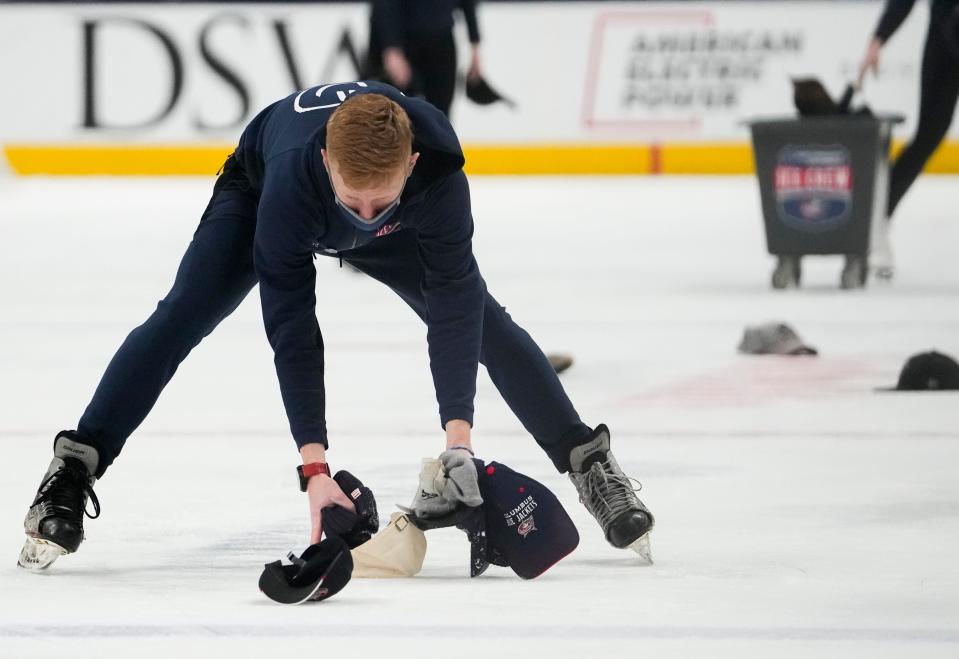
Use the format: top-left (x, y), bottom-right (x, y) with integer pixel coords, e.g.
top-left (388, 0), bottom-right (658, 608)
top-left (629, 533), bottom-right (653, 565)
top-left (18, 537), bottom-right (67, 570)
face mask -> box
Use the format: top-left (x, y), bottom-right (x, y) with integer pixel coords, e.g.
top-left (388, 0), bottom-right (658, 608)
top-left (327, 167), bottom-right (409, 233)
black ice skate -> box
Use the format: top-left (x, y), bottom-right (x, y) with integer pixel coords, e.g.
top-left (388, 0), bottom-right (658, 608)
top-left (568, 424), bottom-right (654, 563)
top-left (19, 431), bottom-right (101, 570)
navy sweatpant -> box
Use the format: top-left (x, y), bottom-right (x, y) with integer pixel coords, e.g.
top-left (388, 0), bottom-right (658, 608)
top-left (76, 167), bottom-right (590, 476)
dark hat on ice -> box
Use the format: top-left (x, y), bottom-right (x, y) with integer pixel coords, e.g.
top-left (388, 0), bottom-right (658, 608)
top-left (738, 322), bottom-right (818, 356)
top-left (259, 537), bottom-right (353, 604)
top-left (887, 351), bottom-right (959, 391)
top-left (465, 74), bottom-right (516, 108)
top-left (466, 461), bottom-right (579, 579)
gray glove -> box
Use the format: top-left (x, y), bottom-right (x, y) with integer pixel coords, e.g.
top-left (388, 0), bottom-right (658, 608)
top-left (407, 449), bottom-right (483, 523)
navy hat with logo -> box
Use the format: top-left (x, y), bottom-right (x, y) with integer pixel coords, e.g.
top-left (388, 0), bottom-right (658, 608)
top-left (461, 461), bottom-right (579, 579)
top-left (883, 351), bottom-right (959, 391)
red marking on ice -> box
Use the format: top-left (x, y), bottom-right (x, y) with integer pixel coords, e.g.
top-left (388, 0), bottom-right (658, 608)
top-left (622, 358), bottom-right (884, 408)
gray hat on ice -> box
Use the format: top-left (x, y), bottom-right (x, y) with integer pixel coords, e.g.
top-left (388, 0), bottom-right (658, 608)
top-left (738, 322), bottom-right (817, 356)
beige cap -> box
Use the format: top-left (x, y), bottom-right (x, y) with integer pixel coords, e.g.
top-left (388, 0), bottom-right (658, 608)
top-left (350, 512), bottom-right (427, 578)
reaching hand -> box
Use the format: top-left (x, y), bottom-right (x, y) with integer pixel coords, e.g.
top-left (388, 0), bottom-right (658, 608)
top-left (306, 473), bottom-right (356, 544)
top-left (384, 47), bottom-right (412, 90)
top-left (467, 45), bottom-right (482, 82)
top-left (408, 449), bottom-right (483, 523)
top-left (857, 37), bottom-right (882, 89)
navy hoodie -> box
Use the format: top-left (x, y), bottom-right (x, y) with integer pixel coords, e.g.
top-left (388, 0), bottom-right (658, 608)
top-left (234, 80), bottom-right (483, 448)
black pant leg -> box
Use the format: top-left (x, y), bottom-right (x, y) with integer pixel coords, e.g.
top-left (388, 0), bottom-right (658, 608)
top-left (888, 15), bottom-right (959, 217)
top-left (406, 30), bottom-right (457, 118)
top-left (475, 294), bottom-right (593, 472)
top-left (77, 165), bottom-right (259, 474)
top-left (343, 232), bottom-right (591, 472)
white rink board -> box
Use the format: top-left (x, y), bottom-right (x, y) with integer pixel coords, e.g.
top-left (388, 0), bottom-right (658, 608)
top-left (0, 1), bottom-right (940, 145)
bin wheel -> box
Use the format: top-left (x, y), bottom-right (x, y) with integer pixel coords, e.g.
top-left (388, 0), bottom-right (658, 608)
top-left (771, 255), bottom-right (801, 289)
top-left (840, 254), bottom-right (868, 289)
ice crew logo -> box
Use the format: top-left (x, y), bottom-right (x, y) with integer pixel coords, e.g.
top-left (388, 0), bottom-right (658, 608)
top-left (517, 517), bottom-right (537, 538)
top-left (774, 146), bottom-right (853, 233)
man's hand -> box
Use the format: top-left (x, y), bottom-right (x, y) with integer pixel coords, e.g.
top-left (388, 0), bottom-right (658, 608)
top-left (857, 37), bottom-right (882, 89)
top-left (384, 47), bottom-right (412, 89)
top-left (467, 44), bottom-right (482, 82)
top-left (307, 473), bottom-right (356, 544)
top-left (408, 449), bottom-right (482, 522)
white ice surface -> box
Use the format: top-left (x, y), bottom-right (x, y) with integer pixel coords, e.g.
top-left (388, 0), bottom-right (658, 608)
top-left (1, 176), bottom-right (958, 658)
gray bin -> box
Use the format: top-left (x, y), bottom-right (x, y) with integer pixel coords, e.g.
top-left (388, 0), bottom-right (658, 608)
top-left (747, 115), bottom-right (901, 288)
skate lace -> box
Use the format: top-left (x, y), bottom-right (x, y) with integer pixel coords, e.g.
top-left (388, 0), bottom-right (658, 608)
top-left (578, 460), bottom-right (643, 528)
top-left (38, 464), bottom-right (101, 521)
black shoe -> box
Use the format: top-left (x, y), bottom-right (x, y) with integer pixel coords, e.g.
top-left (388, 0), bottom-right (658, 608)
top-left (568, 425), bottom-right (654, 556)
top-left (19, 431), bottom-right (101, 569)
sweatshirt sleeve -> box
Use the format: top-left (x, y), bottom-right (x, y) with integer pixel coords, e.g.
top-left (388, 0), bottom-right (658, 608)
top-left (460, 0), bottom-right (481, 44)
top-left (874, 0), bottom-right (917, 44)
top-left (253, 153), bottom-right (328, 448)
top-left (414, 170), bottom-right (485, 429)
top-left (372, 0), bottom-right (405, 51)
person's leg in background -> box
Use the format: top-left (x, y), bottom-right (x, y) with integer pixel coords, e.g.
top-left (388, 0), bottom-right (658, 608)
top-left (406, 30), bottom-right (457, 117)
top-left (888, 16), bottom-right (959, 218)
top-left (873, 12), bottom-right (959, 280)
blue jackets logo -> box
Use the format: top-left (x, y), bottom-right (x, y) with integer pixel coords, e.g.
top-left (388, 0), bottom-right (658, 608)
top-left (517, 517), bottom-right (537, 538)
top-left (774, 146), bottom-right (853, 233)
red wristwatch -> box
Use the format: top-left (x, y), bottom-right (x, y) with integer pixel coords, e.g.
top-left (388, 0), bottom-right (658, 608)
top-left (297, 461), bottom-right (331, 492)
